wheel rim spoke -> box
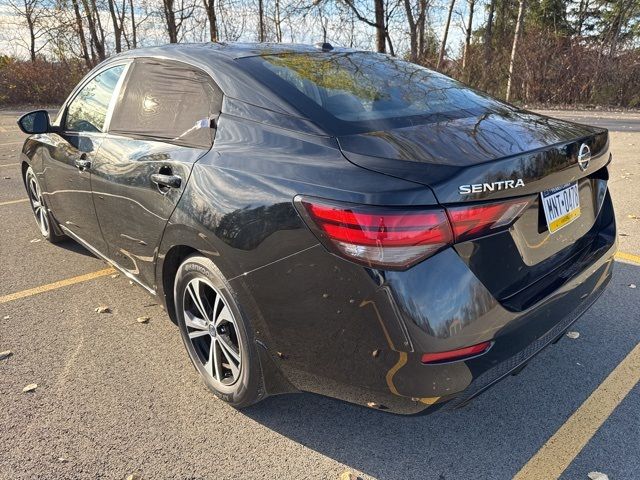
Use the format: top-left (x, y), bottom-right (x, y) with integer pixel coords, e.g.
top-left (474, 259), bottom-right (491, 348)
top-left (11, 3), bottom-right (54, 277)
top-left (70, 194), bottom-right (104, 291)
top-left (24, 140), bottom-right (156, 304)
top-left (186, 279), bottom-right (210, 323)
top-left (29, 180), bottom-right (38, 199)
top-left (28, 175), bottom-right (48, 235)
top-left (218, 334), bottom-right (240, 363)
top-left (184, 311), bottom-right (207, 330)
top-left (188, 329), bottom-right (209, 339)
top-left (183, 277), bottom-right (242, 386)
top-left (215, 305), bottom-right (232, 327)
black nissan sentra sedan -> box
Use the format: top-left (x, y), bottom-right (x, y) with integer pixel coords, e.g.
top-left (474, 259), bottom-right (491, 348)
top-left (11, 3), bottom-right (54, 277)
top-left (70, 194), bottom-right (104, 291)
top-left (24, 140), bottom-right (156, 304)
top-left (18, 42), bottom-right (616, 414)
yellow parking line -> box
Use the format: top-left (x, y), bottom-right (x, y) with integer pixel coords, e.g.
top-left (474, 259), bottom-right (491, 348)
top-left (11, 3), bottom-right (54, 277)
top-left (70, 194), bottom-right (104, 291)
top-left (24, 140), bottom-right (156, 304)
top-left (616, 251), bottom-right (640, 264)
top-left (514, 342), bottom-right (640, 480)
top-left (0, 198), bottom-right (28, 206)
top-left (0, 267), bottom-right (116, 304)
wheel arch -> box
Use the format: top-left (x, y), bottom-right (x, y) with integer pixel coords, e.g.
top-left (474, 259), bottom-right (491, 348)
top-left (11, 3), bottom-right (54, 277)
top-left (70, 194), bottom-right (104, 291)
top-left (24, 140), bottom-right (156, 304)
top-left (156, 225), bottom-right (298, 397)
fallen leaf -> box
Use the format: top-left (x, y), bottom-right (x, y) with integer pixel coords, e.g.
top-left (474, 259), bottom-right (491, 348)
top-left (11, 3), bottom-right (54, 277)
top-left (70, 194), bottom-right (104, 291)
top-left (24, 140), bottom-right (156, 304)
top-left (22, 383), bottom-right (38, 393)
top-left (339, 471), bottom-right (361, 480)
top-left (2, 315), bottom-right (9, 320)
top-left (136, 316), bottom-right (150, 324)
top-left (588, 472), bottom-right (609, 480)
top-left (110, 273), bottom-right (120, 279)
top-left (125, 474), bottom-right (142, 480)
top-left (30, 238), bottom-right (41, 243)
top-left (629, 284), bottom-right (637, 289)
top-left (566, 331), bottom-right (580, 339)
top-left (0, 350), bottom-right (12, 360)
top-left (628, 214), bottom-right (639, 220)
top-left (95, 306), bottom-right (111, 314)
top-left (57, 457), bottom-right (69, 463)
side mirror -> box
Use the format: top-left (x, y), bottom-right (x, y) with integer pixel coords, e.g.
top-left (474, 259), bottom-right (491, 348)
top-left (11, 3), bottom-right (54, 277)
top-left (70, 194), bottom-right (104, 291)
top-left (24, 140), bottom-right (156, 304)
top-left (17, 110), bottom-right (52, 134)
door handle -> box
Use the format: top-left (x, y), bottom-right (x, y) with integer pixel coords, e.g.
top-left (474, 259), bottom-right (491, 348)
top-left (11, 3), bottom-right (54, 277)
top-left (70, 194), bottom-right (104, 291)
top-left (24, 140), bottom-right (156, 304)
top-left (74, 154), bottom-right (91, 171)
top-left (151, 173), bottom-right (182, 189)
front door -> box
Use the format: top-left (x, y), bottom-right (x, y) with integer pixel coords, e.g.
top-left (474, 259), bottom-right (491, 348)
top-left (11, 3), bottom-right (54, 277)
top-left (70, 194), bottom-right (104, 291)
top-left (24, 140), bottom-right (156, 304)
top-left (90, 59), bottom-right (221, 290)
top-left (43, 64), bottom-right (127, 253)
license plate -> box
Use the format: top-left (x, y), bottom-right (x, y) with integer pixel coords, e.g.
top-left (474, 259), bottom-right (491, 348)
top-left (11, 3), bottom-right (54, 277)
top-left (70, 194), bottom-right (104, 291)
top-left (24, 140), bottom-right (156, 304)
top-left (541, 182), bottom-right (580, 233)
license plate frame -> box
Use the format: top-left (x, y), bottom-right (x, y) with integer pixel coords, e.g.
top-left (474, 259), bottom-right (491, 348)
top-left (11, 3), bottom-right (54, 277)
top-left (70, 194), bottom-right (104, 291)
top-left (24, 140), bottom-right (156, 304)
top-left (541, 182), bottom-right (581, 234)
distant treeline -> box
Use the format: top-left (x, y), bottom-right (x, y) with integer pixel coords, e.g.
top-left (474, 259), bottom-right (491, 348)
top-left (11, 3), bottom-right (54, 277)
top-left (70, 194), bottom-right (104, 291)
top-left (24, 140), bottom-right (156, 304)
top-left (1, 0), bottom-right (639, 107)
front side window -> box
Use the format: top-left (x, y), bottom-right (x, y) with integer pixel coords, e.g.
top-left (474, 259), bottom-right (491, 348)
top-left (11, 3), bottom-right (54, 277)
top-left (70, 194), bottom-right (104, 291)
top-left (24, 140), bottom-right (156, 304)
top-left (65, 65), bottom-right (125, 133)
top-left (109, 60), bottom-right (221, 149)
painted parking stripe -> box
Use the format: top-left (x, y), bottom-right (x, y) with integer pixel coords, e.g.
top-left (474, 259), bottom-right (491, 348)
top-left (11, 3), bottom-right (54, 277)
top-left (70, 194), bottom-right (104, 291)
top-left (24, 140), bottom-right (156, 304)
top-left (514, 342), bottom-right (640, 480)
top-left (615, 251), bottom-right (640, 264)
top-left (0, 267), bottom-right (116, 304)
top-left (0, 198), bottom-right (28, 206)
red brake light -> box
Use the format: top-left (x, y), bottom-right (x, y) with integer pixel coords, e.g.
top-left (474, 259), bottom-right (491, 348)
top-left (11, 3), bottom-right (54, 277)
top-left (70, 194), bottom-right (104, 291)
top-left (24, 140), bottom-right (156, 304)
top-left (295, 195), bottom-right (532, 270)
top-left (421, 341), bottom-right (492, 364)
top-left (446, 197), bottom-right (532, 243)
top-left (296, 198), bottom-right (453, 269)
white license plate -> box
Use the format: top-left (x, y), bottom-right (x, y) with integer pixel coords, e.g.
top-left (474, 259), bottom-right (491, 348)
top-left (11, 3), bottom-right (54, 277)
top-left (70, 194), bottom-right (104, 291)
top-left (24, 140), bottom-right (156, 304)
top-left (541, 182), bottom-right (580, 233)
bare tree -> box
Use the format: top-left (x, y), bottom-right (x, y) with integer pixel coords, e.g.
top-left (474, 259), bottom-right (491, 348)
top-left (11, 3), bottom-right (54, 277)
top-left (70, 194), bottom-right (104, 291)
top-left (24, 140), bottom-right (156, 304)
top-left (340, 0), bottom-right (388, 53)
top-left (258, 0), bottom-right (266, 41)
top-left (81, 0), bottom-right (106, 60)
top-left (7, 0), bottom-right (53, 62)
top-left (461, 0), bottom-right (475, 71)
top-left (505, 0), bottom-right (526, 102)
top-left (483, 0), bottom-right (495, 64)
top-left (70, 0), bottom-right (91, 66)
top-left (436, 0), bottom-right (455, 68)
top-left (129, 0), bottom-right (137, 48)
top-left (404, 0), bottom-right (429, 61)
top-left (107, 0), bottom-right (128, 53)
top-left (202, 0), bottom-right (219, 41)
top-left (162, 0), bottom-right (197, 43)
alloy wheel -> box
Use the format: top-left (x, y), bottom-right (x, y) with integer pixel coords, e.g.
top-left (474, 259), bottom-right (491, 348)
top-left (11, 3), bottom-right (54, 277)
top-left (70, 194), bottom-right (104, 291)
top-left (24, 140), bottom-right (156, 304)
top-left (27, 172), bottom-right (49, 237)
top-left (182, 277), bottom-right (242, 386)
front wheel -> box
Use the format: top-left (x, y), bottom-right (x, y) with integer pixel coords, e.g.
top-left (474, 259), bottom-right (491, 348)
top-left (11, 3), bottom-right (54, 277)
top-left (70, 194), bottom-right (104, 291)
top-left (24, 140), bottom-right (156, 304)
top-left (174, 255), bottom-right (264, 408)
top-left (24, 166), bottom-right (66, 243)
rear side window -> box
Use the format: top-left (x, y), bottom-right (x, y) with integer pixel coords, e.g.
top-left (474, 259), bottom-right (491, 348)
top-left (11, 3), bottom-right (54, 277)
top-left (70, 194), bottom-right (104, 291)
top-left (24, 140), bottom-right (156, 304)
top-left (109, 60), bottom-right (221, 148)
top-left (65, 65), bottom-right (125, 133)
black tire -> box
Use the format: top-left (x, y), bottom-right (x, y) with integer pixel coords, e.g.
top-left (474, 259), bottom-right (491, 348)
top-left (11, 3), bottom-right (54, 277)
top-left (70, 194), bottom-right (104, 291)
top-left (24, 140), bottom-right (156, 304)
top-left (24, 166), bottom-right (66, 243)
top-left (174, 255), bottom-right (264, 408)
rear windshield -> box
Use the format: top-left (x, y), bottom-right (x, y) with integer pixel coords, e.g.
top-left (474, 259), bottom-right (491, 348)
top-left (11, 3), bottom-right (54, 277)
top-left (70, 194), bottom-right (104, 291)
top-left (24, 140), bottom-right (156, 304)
top-left (239, 52), bottom-right (509, 133)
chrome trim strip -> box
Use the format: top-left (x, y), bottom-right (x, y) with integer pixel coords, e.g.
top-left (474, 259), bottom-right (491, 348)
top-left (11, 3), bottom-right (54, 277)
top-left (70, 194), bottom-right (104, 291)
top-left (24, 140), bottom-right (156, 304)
top-left (103, 62), bottom-right (132, 132)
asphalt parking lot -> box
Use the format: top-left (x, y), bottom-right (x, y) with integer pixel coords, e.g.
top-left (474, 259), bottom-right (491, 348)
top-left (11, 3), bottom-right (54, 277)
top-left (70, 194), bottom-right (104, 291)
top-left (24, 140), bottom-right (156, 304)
top-left (0, 108), bottom-right (639, 480)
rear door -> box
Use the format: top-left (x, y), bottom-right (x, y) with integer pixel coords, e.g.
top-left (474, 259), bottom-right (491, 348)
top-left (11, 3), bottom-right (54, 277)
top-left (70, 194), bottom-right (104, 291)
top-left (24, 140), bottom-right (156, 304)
top-left (90, 58), bottom-right (222, 290)
top-left (44, 63), bottom-right (128, 253)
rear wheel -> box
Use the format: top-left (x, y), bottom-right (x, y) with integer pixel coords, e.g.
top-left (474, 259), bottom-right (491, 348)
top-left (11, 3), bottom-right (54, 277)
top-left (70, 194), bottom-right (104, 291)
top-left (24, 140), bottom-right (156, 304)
top-left (24, 166), bottom-right (66, 243)
top-left (174, 255), bottom-right (264, 408)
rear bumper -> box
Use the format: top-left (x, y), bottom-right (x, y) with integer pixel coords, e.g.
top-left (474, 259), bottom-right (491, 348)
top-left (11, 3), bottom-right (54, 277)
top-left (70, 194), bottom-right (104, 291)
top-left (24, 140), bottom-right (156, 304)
top-left (383, 213), bottom-right (616, 414)
top-left (236, 199), bottom-right (616, 415)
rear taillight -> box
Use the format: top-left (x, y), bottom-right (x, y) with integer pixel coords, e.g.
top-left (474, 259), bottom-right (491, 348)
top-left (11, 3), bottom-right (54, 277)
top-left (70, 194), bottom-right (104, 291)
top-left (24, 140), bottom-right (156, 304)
top-left (295, 195), bottom-right (532, 270)
top-left (446, 197), bottom-right (531, 243)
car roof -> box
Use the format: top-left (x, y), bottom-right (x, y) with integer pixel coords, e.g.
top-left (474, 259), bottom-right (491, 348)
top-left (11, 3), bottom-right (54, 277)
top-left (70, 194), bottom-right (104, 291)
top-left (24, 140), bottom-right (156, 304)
top-left (118, 41), bottom-right (360, 60)
top-left (102, 42), bottom-right (366, 122)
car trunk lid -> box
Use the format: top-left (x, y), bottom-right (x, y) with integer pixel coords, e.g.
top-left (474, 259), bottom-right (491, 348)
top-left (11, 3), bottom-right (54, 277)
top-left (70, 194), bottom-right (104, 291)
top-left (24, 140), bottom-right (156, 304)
top-left (338, 109), bottom-right (612, 309)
